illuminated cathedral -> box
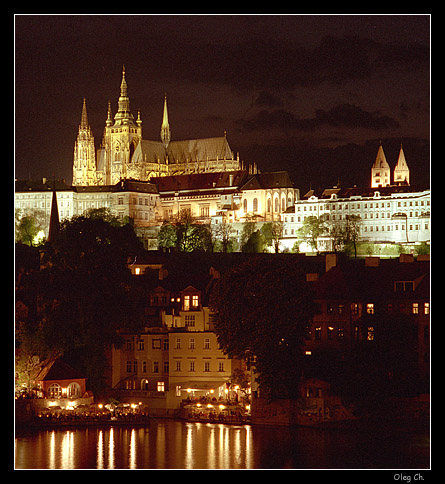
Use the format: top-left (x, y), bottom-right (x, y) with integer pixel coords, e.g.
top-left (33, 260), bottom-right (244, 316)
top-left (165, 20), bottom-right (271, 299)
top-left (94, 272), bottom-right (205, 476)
top-left (72, 67), bottom-right (241, 186)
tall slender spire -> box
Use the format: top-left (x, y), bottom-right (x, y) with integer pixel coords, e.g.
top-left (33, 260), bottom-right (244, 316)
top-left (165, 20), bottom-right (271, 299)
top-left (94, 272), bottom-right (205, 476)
top-left (80, 97), bottom-right (89, 129)
top-left (160, 94), bottom-right (171, 148)
top-left (47, 178), bottom-right (60, 243)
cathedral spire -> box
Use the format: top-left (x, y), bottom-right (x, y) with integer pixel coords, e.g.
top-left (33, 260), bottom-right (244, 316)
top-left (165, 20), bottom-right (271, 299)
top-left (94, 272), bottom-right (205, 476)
top-left (161, 94), bottom-right (171, 148)
top-left (80, 97), bottom-right (89, 129)
top-left (115, 65), bottom-right (134, 125)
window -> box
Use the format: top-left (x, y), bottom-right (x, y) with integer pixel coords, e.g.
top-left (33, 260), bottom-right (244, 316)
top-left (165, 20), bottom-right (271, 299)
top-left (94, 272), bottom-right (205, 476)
top-left (157, 381), bottom-right (165, 392)
top-left (152, 339), bottom-right (161, 349)
top-left (192, 295), bottom-right (199, 308)
top-left (395, 281), bottom-right (414, 292)
top-left (204, 338), bottom-right (210, 349)
top-left (47, 383), bottom-right (62, 399)
top-left (185, 315), bottom-right (195, 327)
top-left (175, 338), bottom-right (181, 349)
top-left (163, 361), bottom-right (169, 373)
top-left (338, 327), bottom-right (344, 340)
top-left (218, 362), bottom-right (225, 372)
top-left (189, 338), bottom-right (195, 349)
top-left (126, 361), bottom-right (133, 373)
top-left (175, 360), bottom-right (181, 372)
top-left (138, 338), bottom-right (144, 351)
top-left (424, 302), bottom-right (430, 315)
top-left (189, 361), bottom-right (195, 372)
top-left (204, 361), bottom-right (210, 372)
top-left (315, 327), bottom-right (322, 340)
top-left (253, 198), bottom-right (258, 212)
top-left (367, 327), bottom-right (375, 341)
top-left (184, 296), bottom-right (190, 311)
top-left (67, 382), bottom-right (81, 398)
top-left (412, 303), bottom-right (419, 315)
top-left (327, 326), bottom-right (334, 340)
top-left (366, 303), bottom-right (374, 314)
top-left (142, 361), bottom-right (147, 373)
top-left (153, 361), bottom-right (159, 373)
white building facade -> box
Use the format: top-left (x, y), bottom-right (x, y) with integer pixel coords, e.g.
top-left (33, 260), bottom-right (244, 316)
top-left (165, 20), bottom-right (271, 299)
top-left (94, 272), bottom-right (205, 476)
top-left (281, 186), bottom-right (430, 252)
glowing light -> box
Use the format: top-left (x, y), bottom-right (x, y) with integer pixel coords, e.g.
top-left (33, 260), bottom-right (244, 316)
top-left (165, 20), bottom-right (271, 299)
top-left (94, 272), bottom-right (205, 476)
top-left (33, 230), bottom-right (45, 245)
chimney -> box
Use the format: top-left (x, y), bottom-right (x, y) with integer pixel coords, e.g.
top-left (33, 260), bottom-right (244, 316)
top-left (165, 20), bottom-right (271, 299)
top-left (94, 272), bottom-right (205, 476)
top-left (365, 257), bottom-right (380, 267)
top-left (325, 253), bottom-right (338, 272)
top-left (399, 253), bottom-right (414, 263)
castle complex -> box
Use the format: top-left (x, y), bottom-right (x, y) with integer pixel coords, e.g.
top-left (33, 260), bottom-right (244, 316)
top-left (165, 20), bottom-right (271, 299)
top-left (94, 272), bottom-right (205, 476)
top-left (72, 67), bottom-right (240, 187)
top-left (16, 68), bottom-right (429, 252)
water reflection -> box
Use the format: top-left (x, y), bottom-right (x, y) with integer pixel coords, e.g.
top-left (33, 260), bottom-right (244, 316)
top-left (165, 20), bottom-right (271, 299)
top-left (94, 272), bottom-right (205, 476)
top-left (14, 420), bottom-right (429, 470)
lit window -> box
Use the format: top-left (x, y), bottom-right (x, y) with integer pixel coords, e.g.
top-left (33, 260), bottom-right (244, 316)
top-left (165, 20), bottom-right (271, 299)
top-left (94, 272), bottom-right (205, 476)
top-left (192, 295), bottom-right (199, 307)
top-left (135, 267), bottom-right (141, 275)
top-left (367, 327), bottom-right (375, 341)
top-left (424, 302), bottom-right (430, 315)
top-left (157, 381), bottom-right (165, 392)
top-left (366, 303), bottom-right (374, 314)
top-left (412, 303), bottom-right (419, 314)
top-left (183, 296), bottom-right (190, 311)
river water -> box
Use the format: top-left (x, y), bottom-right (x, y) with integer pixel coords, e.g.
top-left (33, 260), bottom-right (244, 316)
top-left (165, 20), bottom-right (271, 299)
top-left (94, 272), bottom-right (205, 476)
top-left (14, 419), bottom-right (430, 470)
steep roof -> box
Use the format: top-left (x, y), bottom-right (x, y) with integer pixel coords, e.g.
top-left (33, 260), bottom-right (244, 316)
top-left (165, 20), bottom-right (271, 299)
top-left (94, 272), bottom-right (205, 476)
top-left (167, 137), bottom-right (233, 163)
top-left (35, 359), bottom-right (86, 382)
top-left (240, 171), bottom-right (294, 190)
top-left (151, 170), bottom-right (248, 194)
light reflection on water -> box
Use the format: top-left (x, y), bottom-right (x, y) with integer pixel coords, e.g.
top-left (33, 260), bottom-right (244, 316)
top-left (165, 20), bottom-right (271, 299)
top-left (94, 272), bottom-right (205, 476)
top-left (15, 419), bottom-right (429, 470)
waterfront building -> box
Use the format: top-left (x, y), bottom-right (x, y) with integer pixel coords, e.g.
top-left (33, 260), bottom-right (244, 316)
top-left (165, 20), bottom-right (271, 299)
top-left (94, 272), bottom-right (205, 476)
top-left (111, 279), bottom-right (238, 413)
top-left (306, 253), bottom-right (430, 384)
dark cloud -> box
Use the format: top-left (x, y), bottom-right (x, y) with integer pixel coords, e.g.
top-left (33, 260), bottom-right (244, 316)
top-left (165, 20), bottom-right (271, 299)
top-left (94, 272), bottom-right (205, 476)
top-left (240, 103), bottom-right (400, 133)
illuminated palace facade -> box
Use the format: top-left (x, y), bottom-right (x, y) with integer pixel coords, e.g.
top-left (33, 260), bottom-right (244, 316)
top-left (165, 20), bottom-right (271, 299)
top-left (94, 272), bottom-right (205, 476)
top-left (281, 144), bottom-right (430, 252)
top-left (72, 67), bottom-right (240, 187)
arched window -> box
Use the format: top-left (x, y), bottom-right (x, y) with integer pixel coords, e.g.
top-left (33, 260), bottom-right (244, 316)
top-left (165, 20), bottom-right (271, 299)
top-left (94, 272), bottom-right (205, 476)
top-left (243, 198), bottom-right (247, 212)
top-left (281, 197), bottom-right (286, 212)
top-left (47, 383), bottom-right (62, 399)
top-left (141, 379), bottom-right (149, 391)
top-left (253, 198), bottom-right (258, 212)
top-left (67, 382), bottom-right (81, 398)
top-left (267, 198), bottom-right (272, 213)
top-left (274, 197), bottom-right (279, 212)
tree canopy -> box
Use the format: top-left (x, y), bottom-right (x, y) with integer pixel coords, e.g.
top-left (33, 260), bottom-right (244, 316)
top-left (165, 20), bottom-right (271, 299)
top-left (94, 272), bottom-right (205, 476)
top-left (209, 256), bottom-right (317, 399)
top-left (16, 211), bottom-right (145, 396)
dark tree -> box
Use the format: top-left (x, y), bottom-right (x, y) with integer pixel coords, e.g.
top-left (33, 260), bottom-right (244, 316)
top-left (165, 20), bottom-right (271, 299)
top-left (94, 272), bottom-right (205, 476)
top-left (209, 256), bottom-right (317, 399)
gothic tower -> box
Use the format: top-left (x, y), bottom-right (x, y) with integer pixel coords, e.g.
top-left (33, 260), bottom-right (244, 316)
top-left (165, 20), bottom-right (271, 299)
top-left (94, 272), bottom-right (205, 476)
top-left (371, 143), bottom-right (391, 188)
top-left (100, 66), bottom-right (142, 185)
top-left (393, 144), bottom-right (410, 185)
top-left (72, 98), bottom-right (97, 186)
top-left (160, 95), bottom-right (171, 148)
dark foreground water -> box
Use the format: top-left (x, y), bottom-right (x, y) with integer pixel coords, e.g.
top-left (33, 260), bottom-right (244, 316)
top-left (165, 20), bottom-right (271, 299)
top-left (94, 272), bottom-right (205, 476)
top-left (15, 419), bottom-right (430, 470)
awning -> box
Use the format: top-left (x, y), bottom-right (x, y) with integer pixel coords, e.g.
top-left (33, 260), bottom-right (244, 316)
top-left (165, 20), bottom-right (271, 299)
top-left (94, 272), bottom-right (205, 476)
top-left (179, 381), bottom-right (226, 392)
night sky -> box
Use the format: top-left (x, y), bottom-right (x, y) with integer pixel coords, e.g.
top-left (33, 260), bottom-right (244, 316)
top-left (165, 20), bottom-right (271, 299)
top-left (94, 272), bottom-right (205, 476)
top-left (14, 15), bottom-right (430, 194)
